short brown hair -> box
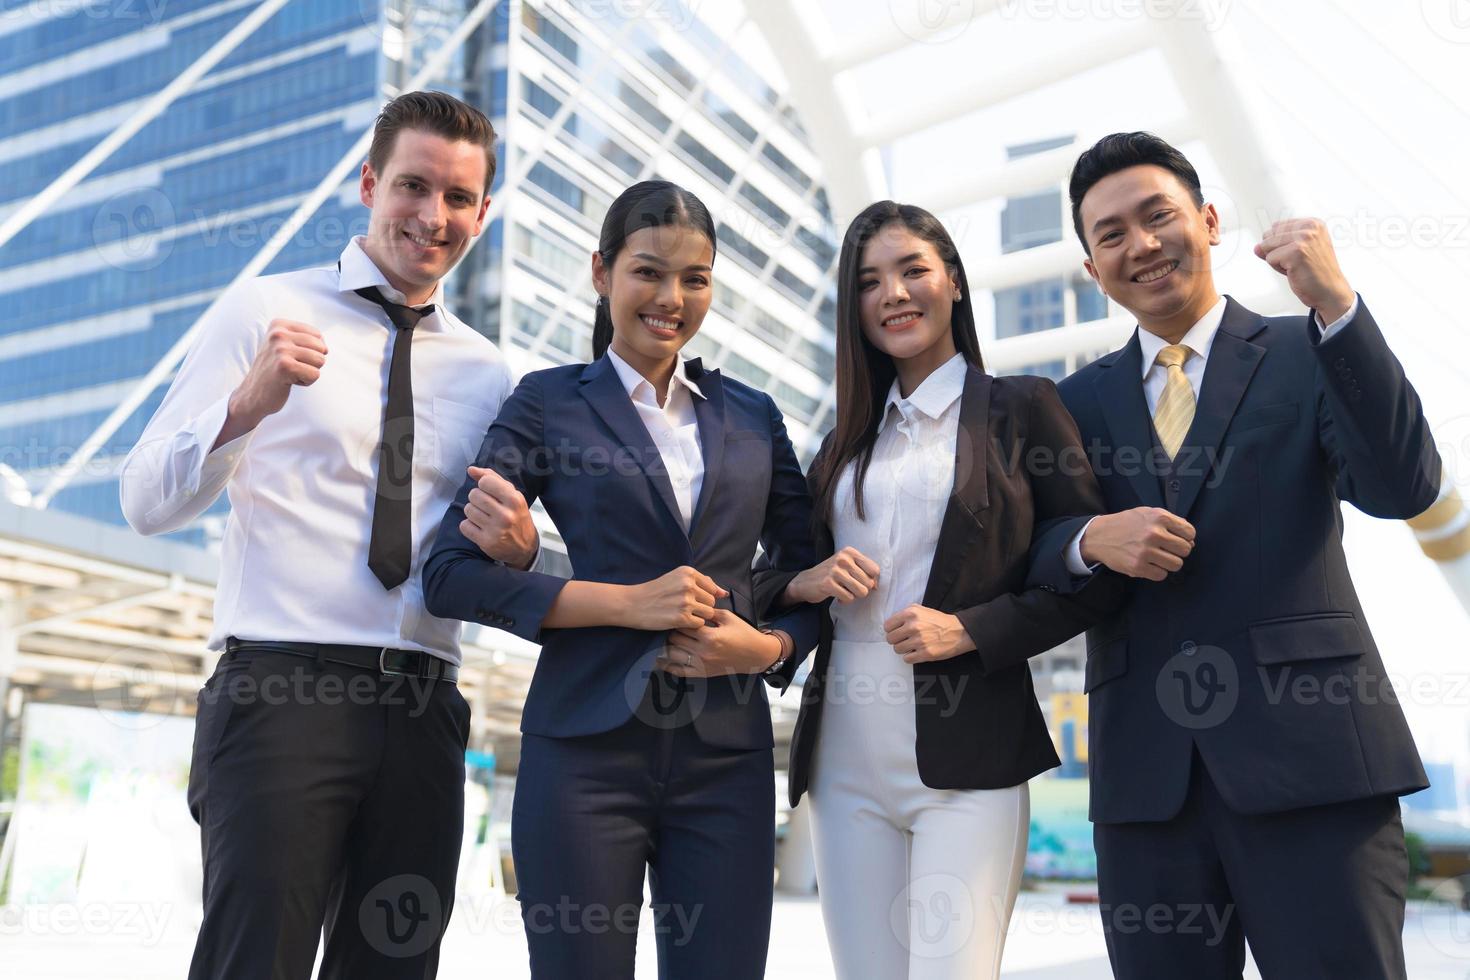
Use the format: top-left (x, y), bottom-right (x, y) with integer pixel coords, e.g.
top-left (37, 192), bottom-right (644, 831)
top-left (367, 90), bottom-right (498, 196)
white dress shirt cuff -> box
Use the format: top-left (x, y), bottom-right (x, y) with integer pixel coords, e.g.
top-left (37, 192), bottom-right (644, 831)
top-left (526, 541), bottom-right (548, 574)
top-left (1314, 294), bottom-right (1359, 342)
top-left (160, 394), bottom-right (252, 519)
top-left (1065, 516), bottom-right (1101, 577)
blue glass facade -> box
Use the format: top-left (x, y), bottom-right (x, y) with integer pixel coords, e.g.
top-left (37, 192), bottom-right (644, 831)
top-left (0, 0), bottom-right (383, 544)
top-left (1, 0), bottom-right (840, 546)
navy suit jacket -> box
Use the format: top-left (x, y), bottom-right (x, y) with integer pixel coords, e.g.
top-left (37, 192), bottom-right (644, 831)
top-left (422, 354), bottom-right (818, 751)
top-left (1030, 297), bottom-right (1441, 823)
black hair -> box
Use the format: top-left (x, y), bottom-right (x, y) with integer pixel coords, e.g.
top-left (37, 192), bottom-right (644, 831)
top-left (592, 181), bottom-right (717, 360)
top-left (811, 200), bottom-right (983, 523)
top-left (1068, 132), bottom-right (1205, 254)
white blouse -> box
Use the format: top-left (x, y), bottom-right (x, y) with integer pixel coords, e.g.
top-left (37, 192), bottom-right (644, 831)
top-left (830, 353), bottom-right (967, 641)
top-left (604, 346), bottom-right (707, 531)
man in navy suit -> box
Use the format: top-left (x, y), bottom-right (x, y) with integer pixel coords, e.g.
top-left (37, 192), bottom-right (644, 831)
top-left (1029, 133), bottom-right (1442, 979)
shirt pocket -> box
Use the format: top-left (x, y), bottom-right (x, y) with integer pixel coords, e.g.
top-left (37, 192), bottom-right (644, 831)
top-left (428, 396), bottom-right (497, 484)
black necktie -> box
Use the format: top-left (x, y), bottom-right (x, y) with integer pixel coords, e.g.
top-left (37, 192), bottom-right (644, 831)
top-left (355, 286), bottom-right (434, 591)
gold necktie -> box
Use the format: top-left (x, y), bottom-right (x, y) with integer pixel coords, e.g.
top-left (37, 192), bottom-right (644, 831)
top-left (1153, 344), bottom-right (1196, 460)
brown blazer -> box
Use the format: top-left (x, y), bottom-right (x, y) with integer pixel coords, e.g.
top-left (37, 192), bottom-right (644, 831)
top-left (764, 367), bottom-right (1124, 807)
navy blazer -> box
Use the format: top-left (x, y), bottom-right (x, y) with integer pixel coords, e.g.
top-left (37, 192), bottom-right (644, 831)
top-left (1030, 297), bottom-right (1442, 823)
top-left (422, 354), bottom-right (819, 751)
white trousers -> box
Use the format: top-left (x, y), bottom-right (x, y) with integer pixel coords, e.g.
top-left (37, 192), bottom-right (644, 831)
top-left (809, 640), bottom-right (1029, 980)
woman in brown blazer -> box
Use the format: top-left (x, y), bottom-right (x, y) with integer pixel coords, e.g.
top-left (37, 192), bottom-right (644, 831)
top-left (763, 202), bottom-right (1122, 979)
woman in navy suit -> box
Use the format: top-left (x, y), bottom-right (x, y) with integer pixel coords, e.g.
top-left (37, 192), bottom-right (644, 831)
top-left (422, 181), bottom-right (817, 979)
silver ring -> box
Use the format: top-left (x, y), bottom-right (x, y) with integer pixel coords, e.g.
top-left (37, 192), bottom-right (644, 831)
top-left (685, 652), bottom-right (693, 667)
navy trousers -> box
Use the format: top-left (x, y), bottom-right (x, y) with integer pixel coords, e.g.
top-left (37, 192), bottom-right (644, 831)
top-left (1095, 751), bottom-right (1408, 979)
top-left (512, 674), bottom-right (776, 979)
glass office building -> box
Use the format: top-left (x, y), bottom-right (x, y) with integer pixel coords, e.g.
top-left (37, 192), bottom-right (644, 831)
top-left (457, 0), bottom-right (838, 457)
top-left (0, 0), bottom-right (392, 545)
top-left (0, 0), bottom-right (839, 548)
top-left (992, 135), bottom-right (1110, 381)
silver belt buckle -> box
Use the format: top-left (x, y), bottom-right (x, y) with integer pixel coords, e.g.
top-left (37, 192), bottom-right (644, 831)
top-left (378, 648), bottom-right (410, 676)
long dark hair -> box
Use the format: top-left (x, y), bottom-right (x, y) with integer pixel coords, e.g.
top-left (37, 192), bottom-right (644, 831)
top-left (592, 180), bottom-right (717, 360)
top-left (810, 201), bottom-right (984, 524)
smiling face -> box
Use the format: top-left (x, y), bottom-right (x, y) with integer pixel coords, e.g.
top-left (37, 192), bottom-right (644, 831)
top-left (856, 223), bottom-right (961, 377)
top-left (592, 224), bottom-right (714, 375)
top-left (1079, 164), bottom-right (1221, 341)
top-left (359, 128), bottom-right (491, 305)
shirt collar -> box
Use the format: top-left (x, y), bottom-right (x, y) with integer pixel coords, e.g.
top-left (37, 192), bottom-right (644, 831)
top-left (337, 237), bottom-right (447, 330)
top-left (605, 346), bottom-right (708, 407)
top-left (1137, 296), bottom-right (1226, 377)
top-left (881, 351), bottom-right (968, 431)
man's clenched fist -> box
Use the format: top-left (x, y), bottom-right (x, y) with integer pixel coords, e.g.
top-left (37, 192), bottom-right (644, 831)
top-left (461, 465), bottom-right (539, 569)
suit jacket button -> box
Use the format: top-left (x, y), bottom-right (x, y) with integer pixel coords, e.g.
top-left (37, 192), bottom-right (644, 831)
top-left (1180, 640), bottom-right (1198, 656)
top-left (1334, 357), bottom-right (1347, 369)
top-left (1040, 585), bottom-right (1056, 593)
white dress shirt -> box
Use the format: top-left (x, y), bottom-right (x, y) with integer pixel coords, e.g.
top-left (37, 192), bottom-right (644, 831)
top-left (1065, 295), bottom-right (1360, 573)
top-left (120, 237), bottom-right (516, 662)
top-left (605, 346), bottom-right (706, 531)
top-left (829, 352), bottom-right (967, 640)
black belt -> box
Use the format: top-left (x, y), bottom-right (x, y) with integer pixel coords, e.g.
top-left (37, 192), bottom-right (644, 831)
top-left (225, 637), bottom-right (458, 683)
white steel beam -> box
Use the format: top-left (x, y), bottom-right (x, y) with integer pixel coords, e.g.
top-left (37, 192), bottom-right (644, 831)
top-left (854, 26), bottom-right (1155, 149)
top-left (823, 0), bottom-right (1006, 74)
top-left (0, 0), bottom-right (296, 251)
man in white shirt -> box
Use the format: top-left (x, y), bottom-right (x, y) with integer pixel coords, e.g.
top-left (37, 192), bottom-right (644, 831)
top-left (1029, 132), bottom-right (1440, 979)
top-left (120, 91), bottom-right (536, 980)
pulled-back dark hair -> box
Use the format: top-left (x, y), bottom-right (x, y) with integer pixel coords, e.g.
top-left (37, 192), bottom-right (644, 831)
top-left (810, 201), bottom-right (983, 524)
top-left (592, 181), bottom-right (717, 360)
top-left (1068, 132), bottom-right (1204, 254)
